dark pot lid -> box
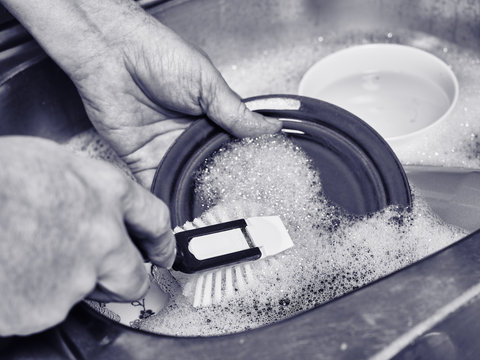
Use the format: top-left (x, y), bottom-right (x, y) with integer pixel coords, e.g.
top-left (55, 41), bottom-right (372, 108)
top-left (152, 95), bottom-right (412, 227)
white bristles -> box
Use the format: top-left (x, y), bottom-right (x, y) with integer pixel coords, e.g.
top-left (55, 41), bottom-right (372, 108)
top-left (173, 226), bottom-right (183, 234)
top-left (244, 263), bottom-right (255, 284)
top-left (214, 270), bottom-right (222, 303)
top-left (182, 221), bottom-right (196, 230)
top-left (181, 262), bottom-right (263, 307)
top-left (173, 213), bottom-right (292, 308)
top-left (182, 278), bottom-right (194, 296)
top-left (203, 212), bottom-right (219, 225)
top-left (202, 272), bottom-right (213, 307)
top-left (224, 267), bottom-right (234, 300)
top-left (235, 266), bottom-right (246, 290)
top-left (193, 274), bottom-right (204, 308)
top-left (193, 218), bottom-right (207, 227)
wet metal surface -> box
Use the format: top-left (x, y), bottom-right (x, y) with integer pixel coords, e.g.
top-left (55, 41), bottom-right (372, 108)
top-left (1, 0), bottom-right (480, 358)
top-left (54, 229), bottom-right (480, 360)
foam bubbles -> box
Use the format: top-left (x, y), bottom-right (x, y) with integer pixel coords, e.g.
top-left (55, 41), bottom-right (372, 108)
top-left (195, 135), bottom-right (326, 224)
top-left (138, 134), bottom-right (465, 336)
top-left (60, 28), bottom-right (478, 336)
top-left (219, 29), bottom-right (480, 168)
top-left (62, 128), bottom-right (135, 181)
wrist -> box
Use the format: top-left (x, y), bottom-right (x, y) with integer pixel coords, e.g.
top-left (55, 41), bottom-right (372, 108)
top-left (0, 0), bottom-right (153, 76)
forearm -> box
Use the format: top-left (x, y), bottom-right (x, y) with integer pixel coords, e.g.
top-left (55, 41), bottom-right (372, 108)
top-left (0, 0), bottom-right (154, 74)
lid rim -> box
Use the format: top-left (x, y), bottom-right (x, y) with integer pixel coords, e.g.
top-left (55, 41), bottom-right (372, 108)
top-left (152, 95), bottom-right (412, 228)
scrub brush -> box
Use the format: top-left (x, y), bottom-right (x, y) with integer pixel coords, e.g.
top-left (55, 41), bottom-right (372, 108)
top-left (171, 215), bottom-right (294, 307)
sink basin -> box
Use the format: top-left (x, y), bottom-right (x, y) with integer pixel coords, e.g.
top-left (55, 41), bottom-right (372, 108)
top-left (1, 0), bottom-right (480, 359)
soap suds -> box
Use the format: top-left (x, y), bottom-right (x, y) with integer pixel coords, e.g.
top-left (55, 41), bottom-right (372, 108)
top-left (61, 28), bottom-right (477, 336)
top-left (220, 29), bottom-right (480, 168)
top-left (63, 128), bottom-right (135, 181)
top-left (137, 134), bottom-right (465, 336)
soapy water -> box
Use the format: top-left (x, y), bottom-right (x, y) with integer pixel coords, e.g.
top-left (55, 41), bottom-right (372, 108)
top-left (64, 130), bottom-right (136, 181)
top-left (60, 28), bottom-right (478, 335)
top-left (64, 29), bottom-right (480, 168)
top-left (313, 71), bottom-right (452, 138)
top-left (63, 131), bottom-right (465, 336)
top-left (136, 134), bottom-right (464, 336)
top-left (219, 28), bottom-right (480, 168)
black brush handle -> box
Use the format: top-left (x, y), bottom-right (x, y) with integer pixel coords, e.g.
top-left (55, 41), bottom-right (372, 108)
top-left (172, 219), bottom-right (262, 274)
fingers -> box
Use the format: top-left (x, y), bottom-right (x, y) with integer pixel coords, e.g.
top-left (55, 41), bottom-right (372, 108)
top-left (122, 180), bottom-right (176, 268)
top-left (73, 159), bottom-right (175, 303)
top-left (75, 159), bottom-right (175, 302)
top-left (134, 169), bottom-right (157, 189)
top-left (200, 71), bottom-right (282, 138)
top-left (91, 229), bottom-right (150, 302)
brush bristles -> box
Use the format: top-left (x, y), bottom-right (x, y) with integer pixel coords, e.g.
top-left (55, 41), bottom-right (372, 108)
top-left (188, 264), bottom-right (258, 307)
top-left (172, 204), bottom-right (273, 307)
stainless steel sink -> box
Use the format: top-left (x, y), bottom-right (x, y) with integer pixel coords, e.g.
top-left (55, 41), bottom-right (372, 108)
top-left (1, 0), bottom-right (480, 359)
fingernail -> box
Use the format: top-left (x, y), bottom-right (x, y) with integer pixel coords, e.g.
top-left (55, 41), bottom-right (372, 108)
top-left (264, 116), bottom-right (280, 125)
top-left (264, 117), bottom-right (282, 132)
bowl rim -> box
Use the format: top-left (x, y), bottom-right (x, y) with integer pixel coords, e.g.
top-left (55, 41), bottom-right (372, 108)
top-left (298, 43), bottom-right (460, 146)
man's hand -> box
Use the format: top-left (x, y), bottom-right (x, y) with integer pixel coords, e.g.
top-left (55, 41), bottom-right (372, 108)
top-left (0, 137), bottom-right (175, 336)
top-left (2, 0), bottom-right (281, 187)
top-left (0, 0), bottom-right (282, 336)
top-left (72, 19), bottom-right (280, 186)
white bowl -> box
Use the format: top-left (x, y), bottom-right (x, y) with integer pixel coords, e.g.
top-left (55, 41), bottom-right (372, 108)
top-left (298, 44), bottom-right (459, 151)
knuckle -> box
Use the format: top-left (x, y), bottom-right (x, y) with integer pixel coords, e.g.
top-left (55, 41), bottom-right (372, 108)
top-left (115, 263), bottom-right (148, 298)
top-left (86, 159), bottom-right (130, 200)
top-left (108, 172), bottom-right (132, 201)
top-left (154, 202), bottom-right (171, 235)
top-left (88, 219), bottom-right (125, 259)
top-left (97, 247), bottom-right (148, 300)
top-left (73, 268), bottom-right (97, 299)
top-left (227, 104), bottom-right (252, 136)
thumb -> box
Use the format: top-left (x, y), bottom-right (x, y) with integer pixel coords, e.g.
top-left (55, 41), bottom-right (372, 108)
top-left (200, 74), bottom-right (282, 138)
top-left (122, 181), bottom-right (176, 268)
